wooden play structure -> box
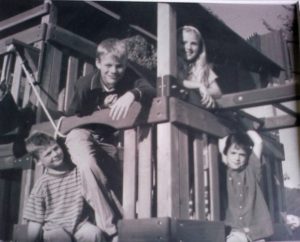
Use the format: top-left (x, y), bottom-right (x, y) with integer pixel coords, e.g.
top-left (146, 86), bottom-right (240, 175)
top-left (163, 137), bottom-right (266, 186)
top-left (0, 1), bottom-right (299, 241)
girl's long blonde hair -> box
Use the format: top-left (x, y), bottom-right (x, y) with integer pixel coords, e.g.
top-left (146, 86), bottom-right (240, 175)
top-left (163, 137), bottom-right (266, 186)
top-left (177, 25), bottom-right (211, 87)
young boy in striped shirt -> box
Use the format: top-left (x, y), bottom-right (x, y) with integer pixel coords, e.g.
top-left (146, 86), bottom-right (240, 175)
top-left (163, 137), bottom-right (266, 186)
top-left (23, 132), bottom-right (106, 242)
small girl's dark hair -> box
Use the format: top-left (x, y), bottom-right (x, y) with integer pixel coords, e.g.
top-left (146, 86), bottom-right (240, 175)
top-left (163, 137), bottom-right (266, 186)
top-left (223, 132), bottom-right (253, 155)
top-left (25, 132), bottom-right (57, 161)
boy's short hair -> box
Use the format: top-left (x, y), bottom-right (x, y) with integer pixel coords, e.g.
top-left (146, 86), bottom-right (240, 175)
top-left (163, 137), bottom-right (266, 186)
top-left (25, 132), bottom-right (57, 161)
top-left (96, 38), bottom-right (128, 61)
top-left (223, 132), bottom-right (254, 156)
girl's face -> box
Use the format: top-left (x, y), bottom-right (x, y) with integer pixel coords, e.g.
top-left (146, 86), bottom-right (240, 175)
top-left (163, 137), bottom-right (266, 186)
top-left (179, 31), bottom-right (201, 62)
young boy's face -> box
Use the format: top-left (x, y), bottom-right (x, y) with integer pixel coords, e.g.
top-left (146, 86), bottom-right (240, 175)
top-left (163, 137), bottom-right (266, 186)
top-left (225, 143), bottom-right (248, 171)
top-left (96, 53), bottom-right (127, 89)
top-left (38, 143), bottom-right (65, 170)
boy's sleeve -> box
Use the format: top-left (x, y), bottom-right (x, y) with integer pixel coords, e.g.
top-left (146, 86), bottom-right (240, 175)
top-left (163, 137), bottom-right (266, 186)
top-left (23, 181), bottom-right (46, 224)
top-left (248, 153), bottom-right (262, 181)
top-left (132, 78), bottom-right (156, 103)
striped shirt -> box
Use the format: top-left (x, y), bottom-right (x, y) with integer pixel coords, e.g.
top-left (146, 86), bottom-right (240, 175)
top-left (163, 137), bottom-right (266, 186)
top-left (23, 167), bottom-right (89, 233)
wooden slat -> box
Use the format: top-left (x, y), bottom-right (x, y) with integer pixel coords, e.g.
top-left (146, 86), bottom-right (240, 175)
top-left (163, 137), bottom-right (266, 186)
top-left (0, 4), bottom-right (49, 32)
top-left (46, 24), bottom-right (97, 58)
top-left (157, 123), bottom-right (180, 218)
top-left (64, 56), bottom-right (79, 111)
top-left (37, 43), bottom-right (62, 121)
top-left (0, 24), bottom-right (47, 55)
top-left (193, 132), bottom-right (206, 220)
top-left (10, 56), bottom-right (23, 102)
top-left (208, 138), bottom-right (220, 220)
top-left (261, 115), bottom-right (298, 131)
top-left (217, 84), bottom-right (300, 109)
top-left (177, 126), bottom-right (190, 219)
top-left (137, 125), bottom-right (153, 218)
top-left (169, 97), bottom-right (229, 138)
top-left (123, 129), bottom-right (138, 218)
top-left (83, 62), bottom-right (94, 76)
top-left (22, 79), bottom-right (31, 108)
top-left (18, 167), bottom-right (34, 223)
top-left (265, 157), bottom-right (275, 221)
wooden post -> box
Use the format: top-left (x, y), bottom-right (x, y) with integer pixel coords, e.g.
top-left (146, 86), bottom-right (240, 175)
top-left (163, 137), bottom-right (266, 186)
top-left (123, 129), bottom-right (138, 218)
top-left (64, 56), bottom-right (79, 111)
top-left (156, 3), bottom-right (180, 218)
top-left (208, 137), bottom-right (220, 220)
top-left (137, 125), bottom-right (153, 218)
top-left (11, 56), bottom-right (23, 102)
top-left (193, 132), bottom-right (206, 220)
top-left (264, 156), bottom-right (275, 221)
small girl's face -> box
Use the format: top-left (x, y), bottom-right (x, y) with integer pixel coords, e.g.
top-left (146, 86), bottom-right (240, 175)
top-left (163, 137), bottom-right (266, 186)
top-left (178, 31), bottom-right (201, 62)
top-left (225, 143), bottom-right (248, 171)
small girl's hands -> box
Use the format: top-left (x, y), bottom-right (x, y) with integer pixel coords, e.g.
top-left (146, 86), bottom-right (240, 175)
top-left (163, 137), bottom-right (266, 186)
top-left (199, 84), bottom-right (216, 109)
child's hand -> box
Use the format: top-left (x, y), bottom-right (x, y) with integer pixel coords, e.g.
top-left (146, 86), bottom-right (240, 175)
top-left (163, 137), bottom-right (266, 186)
top-left (199, 84), bottom-right (215, 108)
top-left (286, 214), bottom-right (300, 230)
top-left (109, 91), bottom-right (135, 121)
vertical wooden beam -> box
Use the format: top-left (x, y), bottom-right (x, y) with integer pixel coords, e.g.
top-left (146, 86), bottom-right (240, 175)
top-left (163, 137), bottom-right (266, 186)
top-left (137, 125), bottom-right (153, 218)
top-left (37, 43), bottom-right (63, 121)
top-left (11, 56), bottom-right (23, 102)
top-left (208, 137), bottom-right (220, 220)
top-left (193, 132), bottom-right (206, 220)
top-left (178, 126), bottom-right (189, 219)
top-left (157, 123), bottom-right (180, 218)
top-left (273, 159), bottom-right (284, 222)
top-left (83, 62), bottom-right (94, 76)
top-left (157, 3), bottom-right (177, 77)
top-left (64, 56), bottom-right (79, 111)
top-left (123, 129), bottom-right (138, 218)
top-left (264, 156), bottom-right (275, 221)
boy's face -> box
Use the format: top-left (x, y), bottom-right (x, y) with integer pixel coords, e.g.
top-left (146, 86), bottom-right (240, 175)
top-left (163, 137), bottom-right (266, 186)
top-left (96, 53), bottom-right (127, 89)
top-left (225, 144), bottom-right (248, 171)
top-left (39, 143), bottom-right (65, 170)
top-left (179, 31), bottom-right (200, 62)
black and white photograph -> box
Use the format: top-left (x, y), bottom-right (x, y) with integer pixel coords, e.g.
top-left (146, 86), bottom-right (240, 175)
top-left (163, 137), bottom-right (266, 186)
top-left (0, 0), bottom-right (299, 241)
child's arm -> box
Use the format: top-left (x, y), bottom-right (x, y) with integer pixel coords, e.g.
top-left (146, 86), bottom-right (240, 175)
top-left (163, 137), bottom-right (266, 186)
top-left (247, 130), bottom-right (263, 159)
top-left (27, 221), bottom-right (42, 242)
top-left (218, 135), bottom-right (228, 164)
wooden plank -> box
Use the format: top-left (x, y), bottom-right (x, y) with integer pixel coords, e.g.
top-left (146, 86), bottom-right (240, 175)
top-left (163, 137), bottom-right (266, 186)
top-left (157, 3), bottom-right (177, 78)
top-left (123, 129), bottom-right (138, 218)
top-left (193, 132), bottom-right (206, 220)
top-left (177, 126), bottom-right (190, 219)
top-left (64, 56), bottom-right (79, 111)
top-left (0, 4), bottom-right (49, 32)
top-left (0, 155), bottom-right (32, 170)
top-left (208, 138), bottom-right (220, 220)
top-left (169, 97), bottom-right (229, 138)
top-left (10, 56), bottom-right (23, 102)
top-left (265, 157), bottom-right (275, 221)
top-left (31, 97), bottom-right (169, 135)
top-left (0, 24), bottom-right (47, 55)
top-left (217, 84), bottom-right (300, 109)
top-left (37, 43), bottom-right (62, 121)
top-left (157, 123), bottom-right (180, 218)
top-left (261, 115), bottom-right (298, 131)
top-left (83, 62), bottom-right (94, 76)
top-left (46, 24), bottom-right (97, 58)
top-left (22, 79), bottom-right (31, 108)
top-left (18, 168), bottom-right (34, 223)
top-left (137, 125), bottom-right (153, 218)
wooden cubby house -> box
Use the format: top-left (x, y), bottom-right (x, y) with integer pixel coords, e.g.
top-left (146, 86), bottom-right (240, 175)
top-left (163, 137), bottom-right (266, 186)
top-left (0, 1), bottom-right (299, 241)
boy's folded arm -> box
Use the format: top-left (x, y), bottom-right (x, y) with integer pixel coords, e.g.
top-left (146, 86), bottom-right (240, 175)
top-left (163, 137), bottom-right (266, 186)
top-left (27, 221), bottom-right (42, 242)
top-left (218, 136), bottom-right (228, 164)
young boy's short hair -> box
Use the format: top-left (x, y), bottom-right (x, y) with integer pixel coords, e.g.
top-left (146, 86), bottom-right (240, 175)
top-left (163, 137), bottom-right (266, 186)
top-left (96, 38), bottom-right (128, 61)
top-left (223, 132), bottom-right (254, 156)
top-left (25, 132), bottom-right (57, 160)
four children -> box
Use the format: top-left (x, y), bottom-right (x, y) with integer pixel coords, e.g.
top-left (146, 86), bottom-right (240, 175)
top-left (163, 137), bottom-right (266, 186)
top-left (22, 28), bottom-right (274, 241)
